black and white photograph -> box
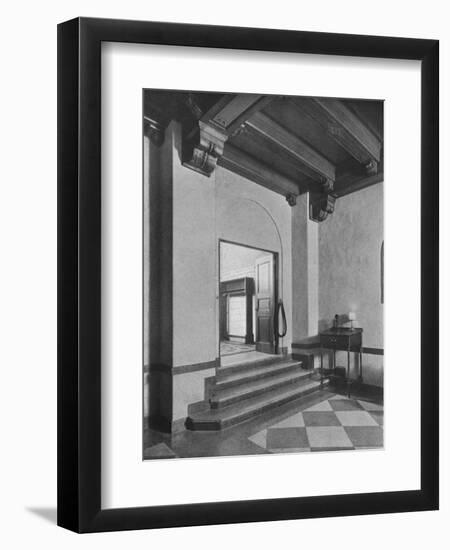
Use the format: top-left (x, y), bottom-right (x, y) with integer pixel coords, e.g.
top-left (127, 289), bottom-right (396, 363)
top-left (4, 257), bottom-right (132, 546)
top-left (0, 0), bottom-right (444, 543)
top-left (142, 90), bottom-right (384, 460)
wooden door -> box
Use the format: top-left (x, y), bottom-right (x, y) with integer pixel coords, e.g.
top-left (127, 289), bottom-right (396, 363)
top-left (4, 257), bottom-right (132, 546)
top-left (255, 255), bottom-right (275, 354)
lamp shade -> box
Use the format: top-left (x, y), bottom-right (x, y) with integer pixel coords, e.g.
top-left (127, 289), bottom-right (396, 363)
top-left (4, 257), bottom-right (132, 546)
top-left (348, 312), bottom-right (356, 321)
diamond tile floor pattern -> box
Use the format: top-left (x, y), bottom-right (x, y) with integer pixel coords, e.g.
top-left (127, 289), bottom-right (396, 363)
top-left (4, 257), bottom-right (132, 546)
top-left (248, 395), bottom-right (383, 453)
top-left (143, 391), bottom-right (384, 459)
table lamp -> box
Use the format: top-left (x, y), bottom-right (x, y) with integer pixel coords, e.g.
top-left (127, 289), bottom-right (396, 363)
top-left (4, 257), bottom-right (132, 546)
top-left (348, 311), bottom-right (356, 329)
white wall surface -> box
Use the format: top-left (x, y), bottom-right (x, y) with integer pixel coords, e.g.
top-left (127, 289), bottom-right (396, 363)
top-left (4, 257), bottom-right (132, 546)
top-left (319, 184), bottom-right (384, 386)
top-left (0, 1), bottom-right (448, 549)
top-left (220, 241), bottom-right (268, 281)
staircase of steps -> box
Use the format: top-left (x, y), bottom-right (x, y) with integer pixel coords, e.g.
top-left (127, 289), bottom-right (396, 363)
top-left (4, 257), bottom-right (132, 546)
top-left (186, 355), bottom-right (325, 431)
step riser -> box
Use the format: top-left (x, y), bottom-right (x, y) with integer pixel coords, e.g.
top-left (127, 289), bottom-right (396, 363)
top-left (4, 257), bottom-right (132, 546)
top-left (217, 355), bottom-right (287, 379)
top-left (211, 372), bottom-right (314, 409)
top-left (187, 382), bottom-right (325, 431)
top-left (214, 362), bottom-right (306, 392)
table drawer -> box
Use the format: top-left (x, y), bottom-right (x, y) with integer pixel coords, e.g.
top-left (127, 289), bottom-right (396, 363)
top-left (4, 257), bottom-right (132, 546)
top-left (320, 335), bottom-right (350, 349)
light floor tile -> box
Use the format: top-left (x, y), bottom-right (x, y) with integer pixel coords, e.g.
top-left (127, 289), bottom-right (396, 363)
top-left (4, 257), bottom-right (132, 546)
top-left (306, 426), bottom-right (353, 448)
top-left (248, 429), bottom-right (267, 449)
top-left (269, 447), bottom-right (311, 453)
top-left (271, 412), bottom-right (305, 428)
top-left (303, 411), bottom-right (341, 427)
top-left (304, 400), bottom-right (333, 412)
top-left (329, 394), bottom-right (349, 400)
top-left (143, 442), bottom-right (177, 459)
top-left (335, 410), bottom-right (379, 426)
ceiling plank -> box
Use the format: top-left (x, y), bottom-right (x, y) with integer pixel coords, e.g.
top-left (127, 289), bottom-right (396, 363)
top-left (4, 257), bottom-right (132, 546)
top-left (334, 171), bottom-right (384, 197)
top-left (292, 97), bottom-right (382, 171)
top-left (245, 111), bottom-right (335, 185)
top-left (202, 94), bottom-right (273, 136)
top-left (334, 158), bottom-right (384, 197)
top-left (219, 143), bottom-right (301, 197)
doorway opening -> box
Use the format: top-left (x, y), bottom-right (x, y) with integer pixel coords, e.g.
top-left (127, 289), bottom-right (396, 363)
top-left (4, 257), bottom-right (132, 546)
top-left (219, 240), bottom-right (278, 363)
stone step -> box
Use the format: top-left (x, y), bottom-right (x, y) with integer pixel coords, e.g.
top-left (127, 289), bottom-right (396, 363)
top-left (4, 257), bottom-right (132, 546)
top-left (215, 360), bottom-right (306, 392)
top-left (186, 378), bottom-right (324, 431)
top-left (217, 354), bottom-right (288, 379)
top-left (211, 368), bottom-right (313, 409)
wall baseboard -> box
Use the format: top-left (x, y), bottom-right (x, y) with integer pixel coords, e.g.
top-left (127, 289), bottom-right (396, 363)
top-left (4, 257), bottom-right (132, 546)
top-left (292, 342), bottom-right (384, 355)
top-left (146, 358), bottom-right (219, 376)
top-left (329, 377), bottom-right (383, 398)
top-left (146, 414), bottom-right (188, 434)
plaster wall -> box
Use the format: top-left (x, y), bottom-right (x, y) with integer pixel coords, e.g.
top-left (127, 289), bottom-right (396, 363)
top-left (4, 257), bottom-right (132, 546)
top-left (291, 193), bottom-right (319, 341)
top-left (161, 124), bottom-right (294, 422)
top-left (215, 167), bottom-right (293, 356)
top-left (319, 183), bottom-right (384, 386)
top-left (220, 242), bottom-right (268, 281)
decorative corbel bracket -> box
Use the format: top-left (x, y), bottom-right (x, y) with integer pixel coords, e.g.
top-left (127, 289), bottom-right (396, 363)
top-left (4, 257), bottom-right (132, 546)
top-left (285, 193), bottom-right (298, 207)
top-left (182, 121), bottom-right (229, 177)
top-left (364, 159), bottom-right (378, 176)
top-left (309, 192), bottom-right (336, 222)
top-left (144, 116), bottom-right (166, 147)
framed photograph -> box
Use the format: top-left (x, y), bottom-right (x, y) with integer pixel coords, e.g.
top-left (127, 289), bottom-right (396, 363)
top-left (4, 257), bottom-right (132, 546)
top-left (57, 17), bottom-right (439, 532)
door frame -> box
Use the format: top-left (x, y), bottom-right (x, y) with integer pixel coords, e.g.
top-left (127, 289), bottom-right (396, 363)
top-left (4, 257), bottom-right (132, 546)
top-left (218, 238), bottom-right (279, 357)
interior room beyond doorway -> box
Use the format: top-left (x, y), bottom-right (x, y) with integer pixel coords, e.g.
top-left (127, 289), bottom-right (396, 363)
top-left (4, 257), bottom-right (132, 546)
top-left (219, 241), bottom-right (277, 361)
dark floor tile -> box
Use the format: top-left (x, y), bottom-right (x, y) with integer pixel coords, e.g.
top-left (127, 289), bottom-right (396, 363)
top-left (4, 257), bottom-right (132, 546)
top-left (329, 399), bottom-right (364, 411)
top-left (143, 428), bottom-right (171, 448)
top-left (369, 411), bottom-right (384, 426)
top-left (266, 427), bottom-right (309, 449)
top-left (345, 426), bottom-right (384, 448)
top-left (303, 411), bottom-right (341, 427)
top-left (310, 446), bottom-right (355, 452)
top-left (143, 442), bottom-right (177, 459)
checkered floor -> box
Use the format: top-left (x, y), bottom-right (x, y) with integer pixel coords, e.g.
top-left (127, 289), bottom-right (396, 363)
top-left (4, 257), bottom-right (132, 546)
top-left (248, 395), bottom-right (383, 453)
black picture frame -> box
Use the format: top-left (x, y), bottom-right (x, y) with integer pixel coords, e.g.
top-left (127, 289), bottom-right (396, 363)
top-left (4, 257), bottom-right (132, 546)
top-left (57, 17), bottom-right (439, 533)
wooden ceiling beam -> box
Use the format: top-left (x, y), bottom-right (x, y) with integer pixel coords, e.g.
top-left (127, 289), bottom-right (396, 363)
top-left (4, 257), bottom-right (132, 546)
top-left (202, 94), bottom-right (273, 135)
top-left (333, 158), bottom-right (384, 197)
top-left (245, 111), bottom-right (336, 187)
top-left (182, 94), bottom-right (273, 176)
top-left (292, 97), bottom-right (382, 174)
top-left (219, 143), bottom-right (301, 199)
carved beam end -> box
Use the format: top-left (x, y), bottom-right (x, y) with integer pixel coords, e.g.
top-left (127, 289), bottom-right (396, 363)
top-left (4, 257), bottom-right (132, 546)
top-left (144, 116), bottom-right (165, 147)
top-left (364, 159), bottom-right (378, 176)
top-left (320, 177), bottom-right (334, 193)
top-left (285, 193), bottom-right (297, 206)
top-left (309, 193), bottom-right (336, 222)
top-left (182, 121), bottom-right (228, 177)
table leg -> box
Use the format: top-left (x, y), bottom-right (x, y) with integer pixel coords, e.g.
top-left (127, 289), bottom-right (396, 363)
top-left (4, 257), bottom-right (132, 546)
top-left (347, 348), bottom-right (351, 398)
top-left (333, 349), bottom-right (336, 374)
top-left (320, 348), bottom-right (323, 389)
top-left (359, 348), bottom-right (363, 382)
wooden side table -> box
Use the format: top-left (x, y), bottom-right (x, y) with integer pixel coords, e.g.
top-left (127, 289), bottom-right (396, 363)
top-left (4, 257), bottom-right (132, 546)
top-left (319, 327), bottom-right (363, 397)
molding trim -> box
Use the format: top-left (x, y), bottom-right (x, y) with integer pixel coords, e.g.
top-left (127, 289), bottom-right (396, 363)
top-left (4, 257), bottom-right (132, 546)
top-left (362, 346), bottom-right (384, 356)
top-left (291, 343), bottom-right (384, 355)
top-left (292, 342), bottom-right (320, 350)
top-left (330, 379), bottom-right (384, 398)
top-left (148, 359), bottom-right (219, 376)
top-left (146, 415), bottom-right (187, 434)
